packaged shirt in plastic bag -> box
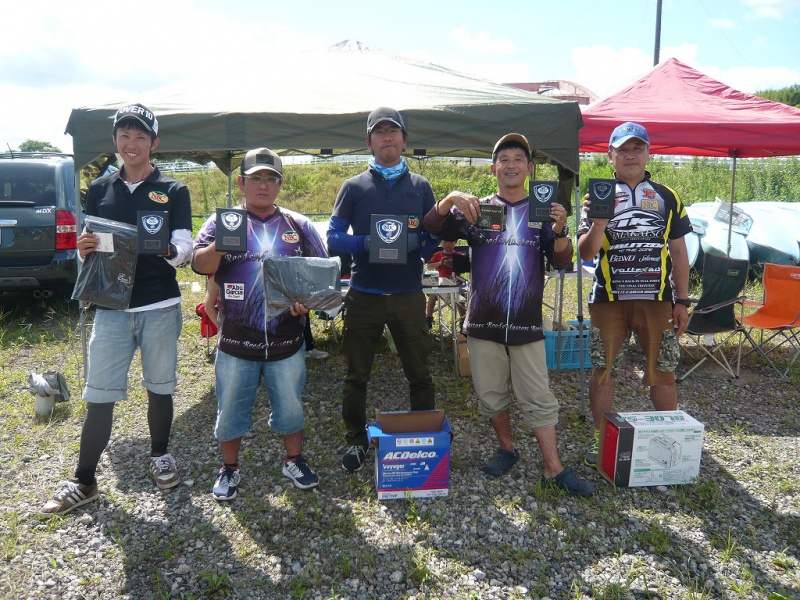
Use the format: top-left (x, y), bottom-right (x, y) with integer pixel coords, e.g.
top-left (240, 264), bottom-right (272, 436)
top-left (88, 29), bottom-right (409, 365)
top-left (263, 256), bottom-right (342, 320)
top-left (72, 215), bottom-right (138, 310)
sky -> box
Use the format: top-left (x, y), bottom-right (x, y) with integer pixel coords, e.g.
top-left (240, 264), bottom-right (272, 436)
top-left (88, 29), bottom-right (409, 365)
top-left (2, 0), bottom-right (799, 154)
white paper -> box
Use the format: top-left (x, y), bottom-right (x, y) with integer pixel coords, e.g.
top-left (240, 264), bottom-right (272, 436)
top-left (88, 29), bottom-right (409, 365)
top-left (96, 232), bottom-right (114, 252)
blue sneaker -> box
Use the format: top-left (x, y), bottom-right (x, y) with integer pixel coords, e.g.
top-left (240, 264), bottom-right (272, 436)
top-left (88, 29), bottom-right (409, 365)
top-left (282, 456), bottom-right (320, 490)
top-left (212, 466), bottom-right (241, 501)
top-left (483, 448), bottom-right (520, 477)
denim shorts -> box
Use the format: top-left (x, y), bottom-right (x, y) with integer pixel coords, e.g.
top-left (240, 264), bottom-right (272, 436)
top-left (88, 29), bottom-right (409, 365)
top-left (83, 303), bottom-right (182, 403)
top-left (214, 347), bottom-right (306, 441)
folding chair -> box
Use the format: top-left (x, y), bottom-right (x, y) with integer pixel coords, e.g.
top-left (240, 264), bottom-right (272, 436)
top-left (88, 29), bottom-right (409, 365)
top-left (740, 263), bottom-right (800, 379)
top-left (677, 254), bottom-right (749, 383)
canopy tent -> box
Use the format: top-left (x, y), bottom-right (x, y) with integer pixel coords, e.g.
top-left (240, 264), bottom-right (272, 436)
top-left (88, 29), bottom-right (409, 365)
top-left (579, 57), bottom-right (800, 158)
top-left (579, 57), bottom-right (800, 255)
top-left (66, 40), bottom-right (583, 175)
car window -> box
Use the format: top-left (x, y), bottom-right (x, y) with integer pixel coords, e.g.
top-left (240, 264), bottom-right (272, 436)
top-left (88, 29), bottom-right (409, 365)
top-left (0, 163), bottom-right (57, 207)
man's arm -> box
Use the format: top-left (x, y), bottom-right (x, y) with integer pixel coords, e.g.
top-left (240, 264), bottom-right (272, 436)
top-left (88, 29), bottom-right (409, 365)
top-left (327, 183), bottom-right (369, 255)
top-left (668, 236), bottom-right (690, 335)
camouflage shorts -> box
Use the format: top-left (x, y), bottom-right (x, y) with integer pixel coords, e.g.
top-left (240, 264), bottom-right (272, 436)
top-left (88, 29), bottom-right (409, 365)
top-left (589, 327), bottom-right (628, 377)
top-left (656, 328), bottom-right (680, 372)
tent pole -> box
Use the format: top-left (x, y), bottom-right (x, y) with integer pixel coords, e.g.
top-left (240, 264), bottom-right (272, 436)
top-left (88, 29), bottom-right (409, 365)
top-left (574, 172), bottom-right (586, 420)
top-left (227, 151), bottom-right (233, 208)
top-left (726, 152), bottom-right (738, 257)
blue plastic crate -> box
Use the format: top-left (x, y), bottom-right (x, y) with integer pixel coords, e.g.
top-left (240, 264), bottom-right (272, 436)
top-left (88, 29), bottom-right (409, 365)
top-left (544, 320), bottom-right (590, 369)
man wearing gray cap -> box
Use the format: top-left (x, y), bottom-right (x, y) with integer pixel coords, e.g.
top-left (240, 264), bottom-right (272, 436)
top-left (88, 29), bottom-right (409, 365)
top-left (577, 122), bottom-right (692, 468)
top-left (41, 103), bottom-right (193, 516)
top-left (193, 148), bottom-right (328, 499)
top-left (328, 107), bottom-right (438, 473)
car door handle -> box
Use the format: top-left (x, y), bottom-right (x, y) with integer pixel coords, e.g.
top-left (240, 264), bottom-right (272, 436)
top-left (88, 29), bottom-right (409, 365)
top-left (0, 219), bottom-right (18, 227)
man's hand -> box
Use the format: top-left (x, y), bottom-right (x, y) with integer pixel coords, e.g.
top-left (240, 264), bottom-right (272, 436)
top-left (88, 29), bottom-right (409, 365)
top-left (672, 304), bottom-right (689, 336)
top-left (77, 231), bottom-right (99, 259)
top-left (439, 191), bottom-right (480, 222)
top-left (289, 302), bottom-right (310, 317)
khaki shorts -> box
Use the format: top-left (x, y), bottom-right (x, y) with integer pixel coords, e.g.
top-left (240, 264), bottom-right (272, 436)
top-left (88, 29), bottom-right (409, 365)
top-left (588, 300), bottom-right (679, 386)
top-left (467, 337), bottom-right (559, 429)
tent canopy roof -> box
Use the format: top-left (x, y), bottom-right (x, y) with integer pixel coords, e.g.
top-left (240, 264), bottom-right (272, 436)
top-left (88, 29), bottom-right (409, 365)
top-left (67, 40), bottom-right (583, 174)
top-left (579, 57), bottom-right (800, 158)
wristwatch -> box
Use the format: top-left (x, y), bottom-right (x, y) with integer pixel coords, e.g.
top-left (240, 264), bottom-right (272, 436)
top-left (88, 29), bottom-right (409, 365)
top-left (553, 224), bottom-right (569, 239)
top-left (674, 298), bottom-right (691, 307)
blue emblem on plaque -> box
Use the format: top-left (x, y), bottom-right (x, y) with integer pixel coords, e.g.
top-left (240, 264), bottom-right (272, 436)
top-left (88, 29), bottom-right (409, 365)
top-left (533, 183), bottom-right (554, 204)
top-left (221, 211), bottom-right (243, 231)
top-left (141, 214), bottom-right (163, 234)
top-left (592, 181), bottom-right (613, 200)
top-left (376, 218), bottom-right (403, 244)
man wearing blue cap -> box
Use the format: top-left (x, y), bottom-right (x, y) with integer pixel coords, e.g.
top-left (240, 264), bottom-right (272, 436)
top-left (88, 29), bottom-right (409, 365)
top-left (577, 122), bottom-right (692, 468)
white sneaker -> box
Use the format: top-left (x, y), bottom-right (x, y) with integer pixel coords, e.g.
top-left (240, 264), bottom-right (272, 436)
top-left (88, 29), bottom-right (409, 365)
top-left (305, 349), bottom-right (329, 359)
top-left (148, 453), bottom-right (181, 489)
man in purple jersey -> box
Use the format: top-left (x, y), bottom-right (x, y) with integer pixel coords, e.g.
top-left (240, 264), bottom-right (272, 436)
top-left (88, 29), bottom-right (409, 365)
top-left (193, 148), bottom-right (328, 500)
top-left (424, 133), bottom-right (594, 496)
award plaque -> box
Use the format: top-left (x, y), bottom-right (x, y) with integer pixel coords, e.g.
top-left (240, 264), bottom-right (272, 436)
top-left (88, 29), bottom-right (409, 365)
top-left (369, 214), bottom-right (408, 264)
top-left (137, 211), bottom-right (169, 255)
top-left (528, 180), bottom-right (557, 224)
top-left (215, 208), bottom-right (248, 252)
top-left (475, 204), bottom-right (506, 231)
top-left (587, 178), bottom-right (617, 219)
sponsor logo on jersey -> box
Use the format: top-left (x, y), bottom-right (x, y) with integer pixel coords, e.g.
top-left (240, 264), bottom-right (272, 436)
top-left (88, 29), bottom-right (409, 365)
top-left (642, 199), bottom-right (659, 211)
top-left (376, 218), bottom-right (403, 243)
top-left (610, 208), bottom-right (666, 237)
top-left (141, 214), bottom-right (163, 234)
top-left (148, 191), bottom-right (168, 204)
top-left (282, 230), bottom-right (300, 243)
top-left (224, 282), bottom-right (244, 301)
top-left (643, 188), bottom-right (657, 199)
top-left (408, 216), bottom-right (420, 228)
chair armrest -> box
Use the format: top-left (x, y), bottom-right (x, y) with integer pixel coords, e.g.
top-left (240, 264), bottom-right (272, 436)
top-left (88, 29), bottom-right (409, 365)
top-left (690, 295), bottom-right (747, 315)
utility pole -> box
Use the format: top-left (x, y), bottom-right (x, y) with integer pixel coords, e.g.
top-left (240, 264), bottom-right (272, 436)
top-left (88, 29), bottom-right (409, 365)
top-left (654, 0), bottom-right (663, 66)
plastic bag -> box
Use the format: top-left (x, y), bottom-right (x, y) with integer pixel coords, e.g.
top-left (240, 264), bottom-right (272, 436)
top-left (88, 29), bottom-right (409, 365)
top-left (263, 256), bottom-right (342, 320)
top-left (71, 215), bottom-right (138, 310)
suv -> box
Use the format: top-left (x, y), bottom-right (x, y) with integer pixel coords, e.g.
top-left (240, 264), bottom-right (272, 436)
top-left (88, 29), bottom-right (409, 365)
top-left (0, 153), bottom-right (79, 297)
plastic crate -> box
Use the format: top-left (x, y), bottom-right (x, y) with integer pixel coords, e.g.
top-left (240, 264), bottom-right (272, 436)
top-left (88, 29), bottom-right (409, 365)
top-left (544, 320), bottom-right (590, 369)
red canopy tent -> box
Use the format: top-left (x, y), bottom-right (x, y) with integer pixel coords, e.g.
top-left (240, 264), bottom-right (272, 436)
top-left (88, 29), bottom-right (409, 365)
top-left (580, 57), bottom-right (800, 158)
top-left (579, 57), bottom-right (800, 255)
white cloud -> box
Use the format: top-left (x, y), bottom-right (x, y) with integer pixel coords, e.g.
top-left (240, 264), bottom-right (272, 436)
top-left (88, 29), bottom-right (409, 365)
top-left (743, 0), bottom-right (800, 20)
top-left (708, 17), bottom-right (737, 29)
top-left (450, 25), bottom-right (516, 55)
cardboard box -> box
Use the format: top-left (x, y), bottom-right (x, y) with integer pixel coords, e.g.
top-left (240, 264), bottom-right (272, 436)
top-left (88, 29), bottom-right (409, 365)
top-left (457, 334), bottom-right (471, 377)
top-left (366, 410), bottom-right (451, 500)
top-left (598, 410), bottom-right (705, 487)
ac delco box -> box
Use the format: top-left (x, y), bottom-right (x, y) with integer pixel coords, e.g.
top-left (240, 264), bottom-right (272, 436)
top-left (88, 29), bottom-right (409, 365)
top-left (598, 410), bottom-right (704, 487)
top-left (366, 409), bottom-right (451, 500)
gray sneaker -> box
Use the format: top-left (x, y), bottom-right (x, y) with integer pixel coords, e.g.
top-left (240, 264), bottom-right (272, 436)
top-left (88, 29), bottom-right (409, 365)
top-left (584, 430), bottom-right (600, 468)
top-left (212, 466), bottom-right (241, 501)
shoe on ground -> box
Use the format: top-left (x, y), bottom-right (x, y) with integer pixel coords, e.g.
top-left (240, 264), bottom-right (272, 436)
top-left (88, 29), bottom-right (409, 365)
top-left (542, 466), bottom-right (595, 497)
top-left (148, 453), bottom-right (181, 489)
top-left (40, 478), bottom-right (99, 517)
top-left (425, 316), bottom-right (434, 329)
top-left (584, 430), bottom-right (600, 468)
top-left (305, 348), bottom-right (329, 359)
top-left (282, 456), bottom-right (320, 490)
top-left (341, 444), bottom-right (369, 473)
top-left (212, 465), bottom-right (241, 501)
top-left (483, 447), bottom-right (520, 477)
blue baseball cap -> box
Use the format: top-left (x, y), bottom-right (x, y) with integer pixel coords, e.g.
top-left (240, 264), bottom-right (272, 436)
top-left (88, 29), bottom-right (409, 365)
top-left (609, 122), bottom-right (649, 148)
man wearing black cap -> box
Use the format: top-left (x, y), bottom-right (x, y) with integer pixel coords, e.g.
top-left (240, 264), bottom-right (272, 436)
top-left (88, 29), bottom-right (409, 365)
top-left (424, 133), bottom-right (595, 496)
top-left (328, 107), bottom-right (438, 473)
top-left (577, 122), bottom-right (691, 468)
top-left (193, 148), bottom-right (328, 499)
top-left (41, 103), bottom-right (193, 516)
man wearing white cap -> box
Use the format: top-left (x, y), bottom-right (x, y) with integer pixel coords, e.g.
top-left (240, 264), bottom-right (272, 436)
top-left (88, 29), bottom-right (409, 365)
top-left (425, 133), bottom-right (595, 496)
top-left (577, 122), bottom-right (692, 468)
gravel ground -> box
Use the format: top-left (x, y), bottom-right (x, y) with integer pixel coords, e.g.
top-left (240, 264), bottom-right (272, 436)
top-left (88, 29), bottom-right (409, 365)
top-left (2, 291), bottom-right (799, 600)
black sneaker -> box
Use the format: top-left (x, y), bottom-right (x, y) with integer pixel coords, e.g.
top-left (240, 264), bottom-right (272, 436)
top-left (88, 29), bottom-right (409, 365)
top-left (341, 444), bottom-right (369, 473)
top-left (584, 430), bottom-right (600, 468)
top-left (483, 448), bottom-right (520, 477)
top-left (212, 466), bottom-right (241, 501)
top-left (282, 456), bottom-right (320, 490)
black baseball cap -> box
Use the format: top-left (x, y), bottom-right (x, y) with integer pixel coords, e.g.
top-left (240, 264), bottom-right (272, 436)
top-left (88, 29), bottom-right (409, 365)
top-left (367, 107), bottom-right (406, 134)
top-left (113, 103), bottom-right (159, 136)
